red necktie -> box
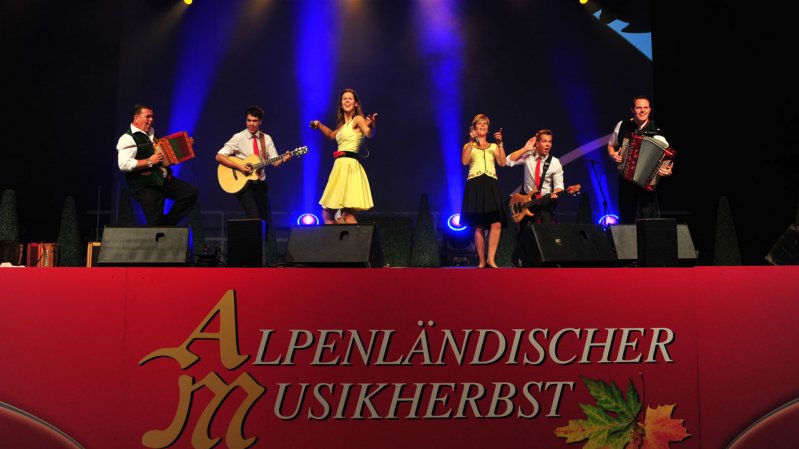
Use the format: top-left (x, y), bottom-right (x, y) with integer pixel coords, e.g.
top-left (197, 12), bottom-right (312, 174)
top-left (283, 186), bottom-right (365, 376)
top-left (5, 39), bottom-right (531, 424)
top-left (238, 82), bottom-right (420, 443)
top-left (534, 156), bottom-right (542, 198)
top-left (252, 133), bottom-right (259, 157)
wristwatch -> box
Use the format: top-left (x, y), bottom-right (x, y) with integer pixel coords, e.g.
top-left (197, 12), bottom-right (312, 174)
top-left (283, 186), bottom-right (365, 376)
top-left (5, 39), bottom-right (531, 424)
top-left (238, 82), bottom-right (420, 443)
top-left (147, 159), bottom-right (153, 168)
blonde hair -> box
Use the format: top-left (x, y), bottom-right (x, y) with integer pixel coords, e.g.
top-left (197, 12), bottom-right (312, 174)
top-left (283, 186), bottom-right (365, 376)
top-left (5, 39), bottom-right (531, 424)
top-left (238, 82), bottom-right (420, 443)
top-left (535, 129), bottom-right (553, 140)
top-left (471, 114), bottom-right (490, 130)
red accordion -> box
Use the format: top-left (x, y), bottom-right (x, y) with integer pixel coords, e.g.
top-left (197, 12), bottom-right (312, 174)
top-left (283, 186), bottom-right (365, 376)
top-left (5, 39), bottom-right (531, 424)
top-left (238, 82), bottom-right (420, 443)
top-left (617, 133), bottom-right (676, 192)
top-left (154, 131), bottom-right (195, 166)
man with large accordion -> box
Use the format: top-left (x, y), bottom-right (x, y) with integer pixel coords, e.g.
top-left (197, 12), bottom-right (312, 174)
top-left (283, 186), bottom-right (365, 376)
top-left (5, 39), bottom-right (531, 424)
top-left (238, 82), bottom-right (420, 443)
top-left (607, 96), bottom-right (674, 223)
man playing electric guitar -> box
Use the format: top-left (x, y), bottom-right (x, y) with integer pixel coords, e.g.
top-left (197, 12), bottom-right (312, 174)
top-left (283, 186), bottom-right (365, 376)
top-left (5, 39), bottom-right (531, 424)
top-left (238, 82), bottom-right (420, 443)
top-left (506, 129), bottom-right (564, 224)
top-left (215, 105), bottom-right (291, 265)
top-left (506, 129), bottom-right (567, 268)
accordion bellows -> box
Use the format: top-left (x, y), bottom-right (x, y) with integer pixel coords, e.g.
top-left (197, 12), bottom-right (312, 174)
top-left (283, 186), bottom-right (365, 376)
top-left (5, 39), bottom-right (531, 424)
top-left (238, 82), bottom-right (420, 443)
top-left (617, 134), bottom-right (676, 192)
top-left (155, 131), bottom-right (195, 166)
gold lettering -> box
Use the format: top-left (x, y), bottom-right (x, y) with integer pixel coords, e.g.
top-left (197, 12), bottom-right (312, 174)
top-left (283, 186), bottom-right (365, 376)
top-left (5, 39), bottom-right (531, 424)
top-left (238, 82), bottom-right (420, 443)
top-left (140, 290), bottom-right (248, 370)
top-left (141, 372), bottom-right (266, 449)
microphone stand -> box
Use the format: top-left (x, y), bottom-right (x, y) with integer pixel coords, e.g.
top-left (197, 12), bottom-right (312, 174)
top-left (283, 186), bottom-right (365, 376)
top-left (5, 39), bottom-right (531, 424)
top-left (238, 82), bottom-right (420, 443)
top-left (589, 160), bottom-right (611, 224)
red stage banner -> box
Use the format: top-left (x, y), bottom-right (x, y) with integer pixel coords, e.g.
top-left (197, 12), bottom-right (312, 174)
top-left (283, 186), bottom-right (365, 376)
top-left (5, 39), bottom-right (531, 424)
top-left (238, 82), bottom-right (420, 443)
top-left (0, 267), bottom-right (797, 449)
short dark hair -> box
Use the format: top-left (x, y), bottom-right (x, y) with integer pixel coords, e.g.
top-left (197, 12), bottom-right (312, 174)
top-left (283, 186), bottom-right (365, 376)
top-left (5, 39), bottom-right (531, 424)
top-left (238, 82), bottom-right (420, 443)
top-left (132, 104), bottom-right (152, 117)
top-left (246, 105), bottom-right (264, 119)
top-left (535, 129), bottom-right (553, 140)
top-left (631, 96), bottom-right (652, 108)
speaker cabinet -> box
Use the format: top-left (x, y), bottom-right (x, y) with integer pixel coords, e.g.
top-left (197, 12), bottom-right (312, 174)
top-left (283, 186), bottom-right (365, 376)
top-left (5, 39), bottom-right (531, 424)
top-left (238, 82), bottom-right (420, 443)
top-left (636, 218), bottom-right (677, 267)
top-left (609, 223), bottom-right (697, 266)
top-left (227, 219), bottom-right (267, 267)
top-left (285, 224), bottom-right (384, 267)
top-left (518, 223), bottom-right (616, 267)
top-left (97, 226), bottom-right (190, 266)
top-left (766, 224), bottom-right (799, 265)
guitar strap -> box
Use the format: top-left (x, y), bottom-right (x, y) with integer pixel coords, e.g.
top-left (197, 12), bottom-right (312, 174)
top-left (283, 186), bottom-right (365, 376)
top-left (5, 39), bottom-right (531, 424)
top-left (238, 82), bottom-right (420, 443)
top-left (257, 133), bottom-right (267, 165)
top-left (536, 155), bottom-right (553, 192)
top-left (257, 133), bottom-right (267, 178)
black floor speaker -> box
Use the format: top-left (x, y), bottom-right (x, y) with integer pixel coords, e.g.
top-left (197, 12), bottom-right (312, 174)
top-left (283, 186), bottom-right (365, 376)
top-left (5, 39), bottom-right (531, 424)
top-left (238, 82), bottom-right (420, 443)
top-left (285, 224), bottom-right (385, 267)
top-left (517, 223), bottom-right (616, 267)
top-left (609, 221), bottom-right (697, 267)
top-left (227, 219), bottom-right (266, 267)
top-left (766, 224), bottom-right (799, 265)
top-left (97, 226), bottom-right (190, 266)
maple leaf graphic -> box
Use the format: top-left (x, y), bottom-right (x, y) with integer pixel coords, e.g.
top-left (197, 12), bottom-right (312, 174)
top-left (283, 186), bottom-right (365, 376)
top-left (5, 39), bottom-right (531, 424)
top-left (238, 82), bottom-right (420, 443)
top-left (639, 404), bottom-right (691, 449)
top-left (554, 376), bottom-right (690, 449)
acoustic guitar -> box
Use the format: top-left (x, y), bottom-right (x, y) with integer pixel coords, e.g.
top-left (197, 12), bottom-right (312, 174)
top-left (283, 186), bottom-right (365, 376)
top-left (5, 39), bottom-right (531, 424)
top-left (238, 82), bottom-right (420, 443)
top-left (217, 146), bottom-right (308, 194)
top-left (508, 184), bottom-right (581, 223)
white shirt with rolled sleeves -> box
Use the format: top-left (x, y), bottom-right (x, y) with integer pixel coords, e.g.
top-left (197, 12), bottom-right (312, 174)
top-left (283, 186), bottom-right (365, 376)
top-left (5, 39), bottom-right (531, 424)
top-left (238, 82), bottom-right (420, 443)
top-left (117, 124), bottom-right (152, 172)
top-left (217, 129), bottom-right (278, 182)
top-left (116, 124), bottom-right (168, 177)
top-left (505, 150), bottom-right (564, 196)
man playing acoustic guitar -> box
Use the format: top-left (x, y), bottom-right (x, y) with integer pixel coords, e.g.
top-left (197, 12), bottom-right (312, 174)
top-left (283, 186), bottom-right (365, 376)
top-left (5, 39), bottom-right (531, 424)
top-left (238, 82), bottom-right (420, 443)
top-left (216, 106), bottom-right (293, 264)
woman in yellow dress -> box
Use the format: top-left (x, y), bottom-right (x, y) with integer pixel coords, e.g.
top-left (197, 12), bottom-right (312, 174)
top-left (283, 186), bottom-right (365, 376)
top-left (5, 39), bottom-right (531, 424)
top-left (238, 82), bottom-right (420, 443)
top-left (461, 114), bottom-right (507, 268)
top-left (311, 88), bottom-right (378, 224)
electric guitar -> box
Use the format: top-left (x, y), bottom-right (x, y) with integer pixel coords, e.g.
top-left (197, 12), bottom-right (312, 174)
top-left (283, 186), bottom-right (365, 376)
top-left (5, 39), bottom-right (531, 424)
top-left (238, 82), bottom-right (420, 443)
top-left (217, 146), bottom-right (308, 194)
top-left (508, 184), bottom-right (581, 223)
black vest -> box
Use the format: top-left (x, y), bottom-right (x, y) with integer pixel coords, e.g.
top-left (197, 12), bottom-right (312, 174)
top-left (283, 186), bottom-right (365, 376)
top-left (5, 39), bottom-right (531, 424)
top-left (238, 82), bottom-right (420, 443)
top-left (125, 129), bottom-right (168, 187)
top-left (615, 119), bottom-right (663, 148)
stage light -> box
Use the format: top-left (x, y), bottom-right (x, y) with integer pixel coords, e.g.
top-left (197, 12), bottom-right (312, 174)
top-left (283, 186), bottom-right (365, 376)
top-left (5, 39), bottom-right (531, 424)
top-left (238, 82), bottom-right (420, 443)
top-left (297, 213), bottom-right (320, 226)
top-left (447, 213), bottom-right (467, 232)
top-left (184, 0), bottom-right (192, 4)
top-left (443, 214), bottom-right (474, 266)
top-left (579, 0), bottom-right (589, 4)
top-left (598, 214), bottom-right (619, 227)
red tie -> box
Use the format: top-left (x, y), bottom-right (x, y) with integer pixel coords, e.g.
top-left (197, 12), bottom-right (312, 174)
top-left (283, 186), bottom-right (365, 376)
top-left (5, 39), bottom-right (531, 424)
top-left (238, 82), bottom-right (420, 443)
top-left (252, 133), bottom-right (259, 157)
top-left (534, 156), bottom-right (542, 198)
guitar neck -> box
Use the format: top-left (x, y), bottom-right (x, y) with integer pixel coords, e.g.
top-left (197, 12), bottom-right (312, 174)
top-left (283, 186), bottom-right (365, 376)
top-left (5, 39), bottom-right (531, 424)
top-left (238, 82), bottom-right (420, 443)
top-left (523, 192), bottom-right (553, 209)
top-left (252, 154), bottom-right (282, 170)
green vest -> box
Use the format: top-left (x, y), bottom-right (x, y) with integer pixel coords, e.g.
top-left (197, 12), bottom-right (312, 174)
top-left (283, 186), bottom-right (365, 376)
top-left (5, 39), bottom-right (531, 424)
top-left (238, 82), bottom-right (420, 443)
top-left (125, 129), bottom-right (168, 187)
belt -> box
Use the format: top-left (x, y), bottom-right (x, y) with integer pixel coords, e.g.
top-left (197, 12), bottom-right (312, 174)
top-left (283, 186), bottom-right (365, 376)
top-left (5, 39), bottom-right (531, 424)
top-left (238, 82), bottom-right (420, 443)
top-left (333, 151), bottom-right (359, 159)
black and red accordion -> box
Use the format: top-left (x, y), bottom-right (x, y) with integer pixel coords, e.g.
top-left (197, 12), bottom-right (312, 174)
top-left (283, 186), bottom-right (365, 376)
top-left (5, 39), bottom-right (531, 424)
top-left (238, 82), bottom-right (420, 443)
top-left (617, 133), bottom-right (676, 192)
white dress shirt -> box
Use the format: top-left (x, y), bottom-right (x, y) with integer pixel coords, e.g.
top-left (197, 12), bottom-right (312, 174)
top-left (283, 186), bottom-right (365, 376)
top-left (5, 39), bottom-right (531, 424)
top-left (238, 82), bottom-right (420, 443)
top-left (217, 129), bottom-right (278, 182)
top-left (116, 124), bottom-right (155, 172)
top-left (506, 150), bottom-right (564, 195)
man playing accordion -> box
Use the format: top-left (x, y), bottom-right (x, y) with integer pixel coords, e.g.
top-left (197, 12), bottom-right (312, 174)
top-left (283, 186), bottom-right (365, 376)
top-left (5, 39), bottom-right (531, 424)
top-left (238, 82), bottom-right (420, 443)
top-left (607, 96), bottom-right (673, 223)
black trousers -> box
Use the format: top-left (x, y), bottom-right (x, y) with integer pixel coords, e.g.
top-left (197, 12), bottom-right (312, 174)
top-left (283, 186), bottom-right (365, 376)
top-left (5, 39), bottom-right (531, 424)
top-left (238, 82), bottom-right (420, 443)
top-left (236, 181), bottom-right (272, 222)
top-left (618, 179), bottom-right (658, 224)
top-left (130, 177), bottom-right (198, 226)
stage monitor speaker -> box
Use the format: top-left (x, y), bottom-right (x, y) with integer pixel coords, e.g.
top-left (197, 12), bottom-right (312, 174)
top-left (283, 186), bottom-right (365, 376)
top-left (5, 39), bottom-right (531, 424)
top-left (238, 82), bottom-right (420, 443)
top-left (766, 224), bottom-right (799, 265)
top-left (519, 223), bottom-right (616, 267)
top-left (285, 224), bottom-right (384, 267)
top-left (97, 226), bottom-right (189, 266)
top-left (609, 222), bottom-right (697, 266)
top-left (227, 219), bottom-right (266, 267)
